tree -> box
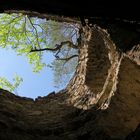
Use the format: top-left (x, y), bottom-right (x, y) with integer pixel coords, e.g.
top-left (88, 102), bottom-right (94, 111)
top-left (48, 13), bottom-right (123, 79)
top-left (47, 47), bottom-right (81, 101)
top-left (0, 13), bottom-right (80, 91)
top-left (0, 74), bottom-right (23, 93)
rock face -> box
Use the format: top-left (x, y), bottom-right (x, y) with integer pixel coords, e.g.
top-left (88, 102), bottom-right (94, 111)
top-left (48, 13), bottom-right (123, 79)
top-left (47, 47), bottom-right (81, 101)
top-left (0, 0), bottom-right (140, 21)
top-left (0, 23), bottom-right (140, 140)
top-left (126, 124), bottom-right (140, 140)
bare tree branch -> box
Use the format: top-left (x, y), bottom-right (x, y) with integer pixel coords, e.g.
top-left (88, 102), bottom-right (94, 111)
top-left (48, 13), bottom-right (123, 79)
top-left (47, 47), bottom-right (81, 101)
top-left (56, 54), bottom-right (78, 62)
top-left (27, 16), bottom-right (41, 49)
top-left (24, 16), bottom-right (33, 45)
top-left (30, 44), bottom-right (61, 52)
top-left (57, 41), bottom-right (78, 49)
top-left (30, 40), bottom-right (78, 53)
top-left (33, 23), bottom-right (46, 34)
top-left (4, 15), bottom-right (23, 26)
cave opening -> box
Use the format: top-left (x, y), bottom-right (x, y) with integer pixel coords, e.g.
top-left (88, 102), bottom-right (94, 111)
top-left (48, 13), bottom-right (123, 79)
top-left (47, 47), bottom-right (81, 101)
top-left (0, 11), bottom-right (80, 99)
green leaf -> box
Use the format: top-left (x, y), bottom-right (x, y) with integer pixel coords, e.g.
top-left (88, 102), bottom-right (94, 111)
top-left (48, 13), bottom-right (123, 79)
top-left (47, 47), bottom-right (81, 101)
top-left (0, 74), bottom-right (23, 92)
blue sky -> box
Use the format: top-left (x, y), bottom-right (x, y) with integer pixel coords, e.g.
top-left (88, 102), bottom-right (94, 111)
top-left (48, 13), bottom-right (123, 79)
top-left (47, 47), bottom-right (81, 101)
top-left (0, 48), bottom-right (64, 99)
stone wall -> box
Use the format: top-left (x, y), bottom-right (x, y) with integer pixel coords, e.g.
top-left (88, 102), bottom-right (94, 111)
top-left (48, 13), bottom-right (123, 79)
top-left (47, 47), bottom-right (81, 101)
top-left (66, 25), bottom-right (123, 110)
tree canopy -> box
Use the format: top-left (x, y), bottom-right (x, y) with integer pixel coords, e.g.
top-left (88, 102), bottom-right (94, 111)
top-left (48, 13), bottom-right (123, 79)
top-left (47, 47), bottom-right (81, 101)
top-left (0, 13), bottom-right (80, 92)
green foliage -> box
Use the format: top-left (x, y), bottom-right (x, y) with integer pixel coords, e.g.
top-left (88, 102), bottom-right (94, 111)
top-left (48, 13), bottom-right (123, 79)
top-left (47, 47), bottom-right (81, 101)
top-left (0, 74), bottom-right (23, 92)
top-left (0, 13), bottom-right (45, 72)
top-left (0, 13), bottom-right (79, 90)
